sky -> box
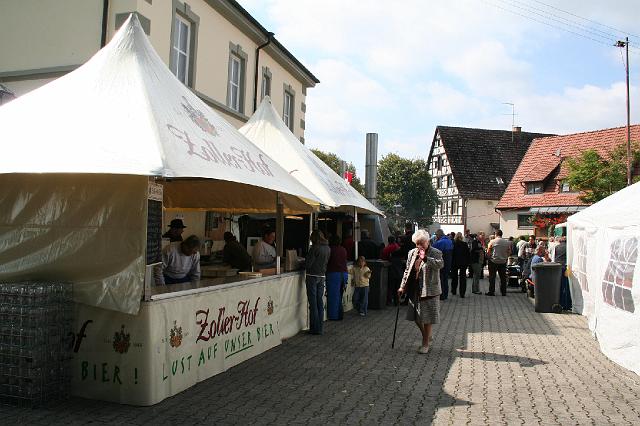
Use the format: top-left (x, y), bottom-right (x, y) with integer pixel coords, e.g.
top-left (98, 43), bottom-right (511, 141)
top-left (238, 0), bottom-right (640, 179)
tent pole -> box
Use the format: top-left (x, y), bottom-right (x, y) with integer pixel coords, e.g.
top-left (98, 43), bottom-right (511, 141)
top-left (276, 192), bottom-right (284, 273)
top-left (354, 207), bottom-right (359, 260)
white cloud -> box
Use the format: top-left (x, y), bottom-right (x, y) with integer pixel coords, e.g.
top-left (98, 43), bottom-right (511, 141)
top-left (238, 0), bottom-right (640, 175)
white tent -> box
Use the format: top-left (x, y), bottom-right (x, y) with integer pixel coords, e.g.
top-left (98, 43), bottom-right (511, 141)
top-left (0, 15), bottom-right (321, 314)
top-left (0, 14), bottom-right (320, 213)
top-left (240, 97), bottom-right (382, 215)
top-left (567, 181), bottom-right (640, 375)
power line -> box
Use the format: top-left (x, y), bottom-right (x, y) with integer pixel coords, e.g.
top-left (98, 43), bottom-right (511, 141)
top-left (482, 0), bottom-right (640, 56)
top-left (495, 0), bottom-right (622, 45)
top-left (530, 0), bottom-right (640, 41)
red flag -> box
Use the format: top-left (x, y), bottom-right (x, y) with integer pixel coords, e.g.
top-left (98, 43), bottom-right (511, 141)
top-left (344, 171), bottom-right (353, 183)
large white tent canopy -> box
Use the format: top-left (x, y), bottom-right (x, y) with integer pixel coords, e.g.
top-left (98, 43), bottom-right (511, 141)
top-left (0, 15), bottom-right (322, 314)
top-left (0, 14), bottom-right (321, 213)
top-left (567, 181), bottom-right (640, 375)
top-left (240, 97), bottom-right (382, 215)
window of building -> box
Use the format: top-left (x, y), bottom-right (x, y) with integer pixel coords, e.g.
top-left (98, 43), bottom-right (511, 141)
top-left (440, 176), bottom-right (446, 188)
top-left (261, 67), bottom-right (272, 100)
top-left (170, 2), bottom-right (199, 87)
top-left (517, 214), bottom-right (534, 229)
top-left (434, 178), bottom-right (440, 189)
top-left (450, 200), bottom-right (458, 215)
top-left (447, 175), bottom-right (454, 187)
top-left (440, 203), bottom-right (446, 215)
top-left (229, 55), bottom-right (241, 111)
top-left (172, 15), bottom-right (190, 84)
top-left (227, 43), bottom-right (247, 113)
top-left (283, 85), bottom-right (295, 131)
top-left (526, 182), bottom-right (543, 194)
top-left (437, 156), bottom-right (443, 171)
top-left (560, 180), bottom-right (571, 192)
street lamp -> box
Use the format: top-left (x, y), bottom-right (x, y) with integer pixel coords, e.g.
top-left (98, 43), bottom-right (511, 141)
top-left (615, 37), bottom-right (631, 186)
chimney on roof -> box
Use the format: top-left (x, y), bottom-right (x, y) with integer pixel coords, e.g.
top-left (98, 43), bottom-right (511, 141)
top-left (513, 126), bottom-right (522, 133)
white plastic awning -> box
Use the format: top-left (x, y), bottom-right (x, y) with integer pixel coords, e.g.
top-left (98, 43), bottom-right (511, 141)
top-left (0, 14), bottom-right (321, 213)
top-left (240, 97), bottom-right (382, 215)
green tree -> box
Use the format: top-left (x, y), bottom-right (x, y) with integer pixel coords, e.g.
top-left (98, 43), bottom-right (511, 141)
top-left (565, 142), bottom-right (640, 204)
top-left (310, 149), bottom-right (365, 195)
top-left (377, 153), bottom-right (438, 228)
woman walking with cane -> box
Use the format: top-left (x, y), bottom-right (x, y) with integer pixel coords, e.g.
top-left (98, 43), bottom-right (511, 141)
top-left (397, 229), bottom-right (444, 354)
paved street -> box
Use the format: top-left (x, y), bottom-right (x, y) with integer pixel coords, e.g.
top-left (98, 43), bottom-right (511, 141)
top-left (2, 278), bottom-right (640, 425)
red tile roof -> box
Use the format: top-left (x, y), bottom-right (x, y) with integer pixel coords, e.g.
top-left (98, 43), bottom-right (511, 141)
top-left (497, 124), bottom-right (640, 210)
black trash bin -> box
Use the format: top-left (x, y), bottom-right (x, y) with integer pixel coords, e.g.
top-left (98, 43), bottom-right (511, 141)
top-left (531, 262), bottom-right (563, 313)
top-left (366, 259), bottom-right (390, 309)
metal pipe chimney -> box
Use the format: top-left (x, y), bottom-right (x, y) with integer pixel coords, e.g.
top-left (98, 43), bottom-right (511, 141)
top-left (365, 133), bottom-right (378, 205)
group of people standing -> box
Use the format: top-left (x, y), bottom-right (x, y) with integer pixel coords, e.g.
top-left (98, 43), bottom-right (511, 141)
top-left (305, 226), bottom-right (445, 355)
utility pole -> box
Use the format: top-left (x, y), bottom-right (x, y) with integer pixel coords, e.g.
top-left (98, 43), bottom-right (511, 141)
top-left (616, 37), bottom-right (631, 186)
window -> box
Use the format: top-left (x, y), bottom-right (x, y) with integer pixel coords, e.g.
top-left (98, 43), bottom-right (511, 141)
top-left (440, 176), bottom-right (446, 188)
top-left (450, 200), bottom-right (458, 215)
top-left (433, 178), bottom-right (440, 189)
top-left (226, 43), bottom-right (247, 113)
top-left (526, 182), bottom-right (543, 194)
top-left (602, 238), bottom-right (637, 312)
top-left (437, 156), bottom-right (443, 171)
top-left (171, 15), bottom-right (190, 84)
top-left (517, 214), bottom-right (534, 229)
top-left (440, 203), bottom-right (446, 215)
top-left (228, 55), bottom-right (241, 111)
top-left (447, 175), bottom-right (454, 187)
top-left (283, 88), bottom-right (295, 131)
top-left (560, 180), bottom-right (571, 192)
top-left (261, 67), bottom-right (272, 100)
top-left (170, 3), bottom-right (199, 87)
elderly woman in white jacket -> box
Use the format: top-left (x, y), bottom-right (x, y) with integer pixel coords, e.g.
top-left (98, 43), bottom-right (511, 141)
top-left (397, 229), bottom-right (444, 354)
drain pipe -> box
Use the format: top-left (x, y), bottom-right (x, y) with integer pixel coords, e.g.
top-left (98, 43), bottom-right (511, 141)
top-left (253, 32), bottom-right (274, 112)
top-left (100, 0), bottom-right (109, 47)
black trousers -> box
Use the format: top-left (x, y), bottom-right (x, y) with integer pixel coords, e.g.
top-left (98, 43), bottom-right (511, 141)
top-left (488, 261), bottom-right (507, 295)
top-left (451, 266), bottom-right (467, 296)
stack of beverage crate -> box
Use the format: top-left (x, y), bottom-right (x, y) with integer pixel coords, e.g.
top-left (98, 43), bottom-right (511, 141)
top-left (0, 282), bottom-right (73, 406)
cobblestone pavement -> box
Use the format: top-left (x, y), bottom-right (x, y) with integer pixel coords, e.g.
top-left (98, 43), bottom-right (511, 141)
top-left (2, 279), bottom-right (640, 425)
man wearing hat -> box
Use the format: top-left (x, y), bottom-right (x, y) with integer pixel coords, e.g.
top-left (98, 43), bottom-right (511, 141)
top-left (163, 218), bottom-right (186, 242)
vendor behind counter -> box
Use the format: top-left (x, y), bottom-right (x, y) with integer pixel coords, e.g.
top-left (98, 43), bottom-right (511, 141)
top-left (156, 235), bottom-right (201, 285)
top-left (223, 232), bottom-right (252, 271)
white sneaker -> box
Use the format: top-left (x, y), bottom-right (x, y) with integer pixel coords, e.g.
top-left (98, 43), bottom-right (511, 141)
top-left (418, 346), bottom-right (430, 354)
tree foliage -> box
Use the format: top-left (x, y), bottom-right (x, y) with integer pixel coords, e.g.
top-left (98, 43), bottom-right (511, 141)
top-left (310, 149), bottom-right (365, 195)
top-left (565, 142), bottom-right (640, 204)
top-left (377, 153), bottom-right (438, 228)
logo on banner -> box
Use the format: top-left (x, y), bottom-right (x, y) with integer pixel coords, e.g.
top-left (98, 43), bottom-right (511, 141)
top-left (113, 325), bottom-right (131, 354)
top-left (267, 297), bottom-right (274, 315)
top-left (182, 97), bottom-right (219, 137)
top-left (170, 321), bottom-right (183, 348)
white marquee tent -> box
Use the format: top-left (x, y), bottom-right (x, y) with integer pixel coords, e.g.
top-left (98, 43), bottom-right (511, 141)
top-left (567, 181), bottom-right (640, 375)
top-left (240, 97), bottom-right (382, 215)
top-left (0, 15), bottom-right (321, 314)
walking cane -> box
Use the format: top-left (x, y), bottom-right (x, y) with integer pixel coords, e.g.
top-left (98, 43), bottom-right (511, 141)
top-left (391, 296), bottom-right (401, 348)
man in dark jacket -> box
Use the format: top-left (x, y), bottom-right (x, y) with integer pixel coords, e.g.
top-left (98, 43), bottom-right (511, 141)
top-left (223, 232), bottom-right (252, 272)
top-left (305, 230), bottom-right (331, 335)
top-left (358, 229), bottom-right (379, 260)
top-left (451, 234), bottom-right (471, 297)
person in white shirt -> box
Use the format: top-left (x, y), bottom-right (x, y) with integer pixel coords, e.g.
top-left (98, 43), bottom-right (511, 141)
top-left (158, 235), bottom-right (201, 285)
top-left (252, 229), bottom-right (277, 270)
top-left (548, 236), bottom-right (559, 262)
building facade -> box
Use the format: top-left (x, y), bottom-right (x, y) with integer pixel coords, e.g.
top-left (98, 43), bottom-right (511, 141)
top-left (428, 126), bottom-right (553, 236)
top-left (497, 125), bottom-right (640, 238)
top-left (0, 0), bottom-right (318, 140)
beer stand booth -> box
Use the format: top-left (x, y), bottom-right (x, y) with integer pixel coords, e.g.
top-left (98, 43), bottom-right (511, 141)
top-left (0, 17), bottom-right (330, 406)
